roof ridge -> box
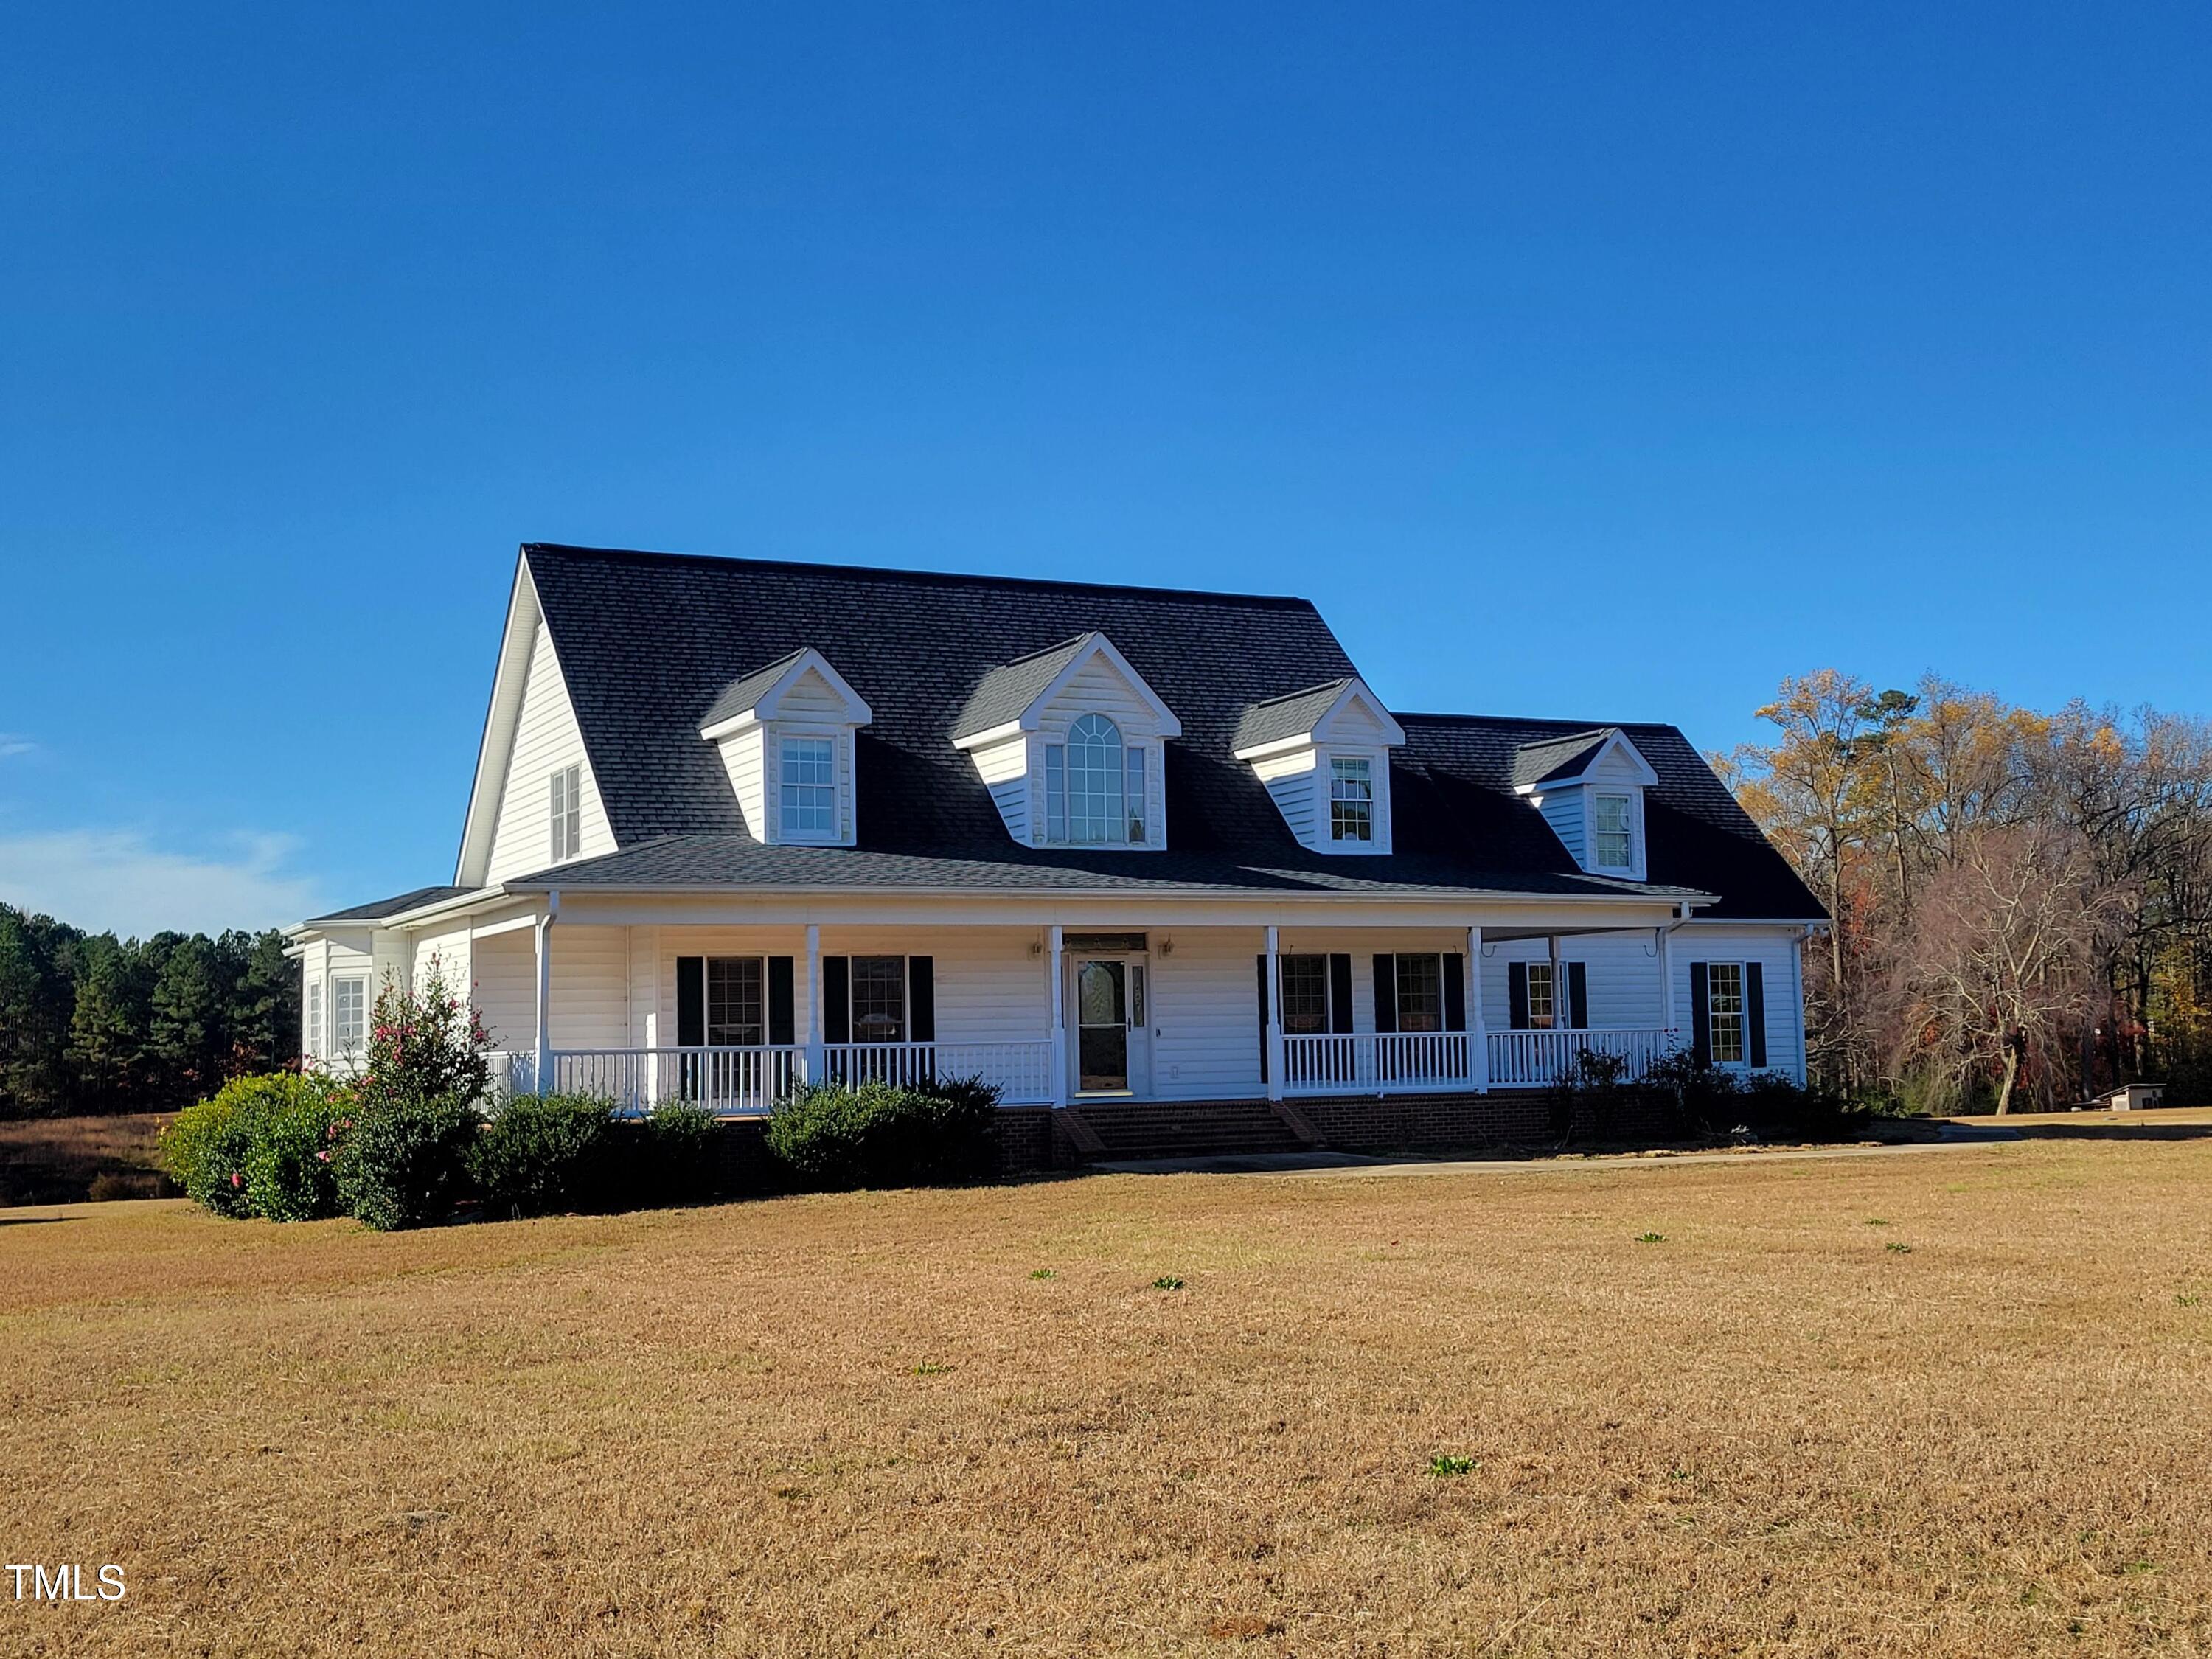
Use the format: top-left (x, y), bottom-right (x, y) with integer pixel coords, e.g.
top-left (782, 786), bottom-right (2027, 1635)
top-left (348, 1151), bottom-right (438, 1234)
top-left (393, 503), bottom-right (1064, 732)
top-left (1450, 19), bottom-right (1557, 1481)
top-left (990, 631), bottom-right (1096, 670)
top-left (521, 543), bottom-right (1321, 611)
top-left (1242, 675), bottom-right (1354, 710)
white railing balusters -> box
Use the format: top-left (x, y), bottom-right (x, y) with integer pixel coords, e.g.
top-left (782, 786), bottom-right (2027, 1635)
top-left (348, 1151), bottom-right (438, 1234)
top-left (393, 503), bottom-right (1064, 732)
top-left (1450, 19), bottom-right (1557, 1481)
top-left (534, 1040), bottom-right (1056, 1114)
top-left (1280, 1027), bottom-right (1680, 1095)
top-left (1481, 1028), bottom-right (1680, 1089)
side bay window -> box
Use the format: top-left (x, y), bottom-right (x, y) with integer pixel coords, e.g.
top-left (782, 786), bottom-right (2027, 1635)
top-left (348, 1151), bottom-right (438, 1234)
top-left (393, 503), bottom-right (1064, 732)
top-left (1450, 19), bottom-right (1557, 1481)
top-left (332, 975), bottom-right (367, 1057)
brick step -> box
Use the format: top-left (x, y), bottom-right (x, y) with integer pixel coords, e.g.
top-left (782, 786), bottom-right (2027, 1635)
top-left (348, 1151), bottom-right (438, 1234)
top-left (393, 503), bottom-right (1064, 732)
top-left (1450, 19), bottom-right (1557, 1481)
top-left (1065, 1100), bottom-right (1304, 1160)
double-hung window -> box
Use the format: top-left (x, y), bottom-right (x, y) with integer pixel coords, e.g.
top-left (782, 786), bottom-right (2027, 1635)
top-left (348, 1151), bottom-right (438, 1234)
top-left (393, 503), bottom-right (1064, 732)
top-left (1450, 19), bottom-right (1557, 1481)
top-left (1525, 961), bottom-right (1556, 1029)
top-left (1593, 793), bottom-right (1634, 869)
top-left (332, 976), bottom-right (366, 1056)
top-left (1705, 961), bottom-right (1747, 1065)
top-left (1042, 715), bottom-right (1145, 844)
top-left (549, 765), bottom-right (581, 862)
top-left (1394, 953), bottom-right (1443, 1033)
top-left (780, 736), bottom-right (837, 839)
top-left (1330, 757), bottom-right (1374, 842)
top-left (706, 957), bottom-right (765, 1046)
top-left (849, 956), bottom-right (907, 1043)
top-left (1279, 956), bottom-right (1331, 1035)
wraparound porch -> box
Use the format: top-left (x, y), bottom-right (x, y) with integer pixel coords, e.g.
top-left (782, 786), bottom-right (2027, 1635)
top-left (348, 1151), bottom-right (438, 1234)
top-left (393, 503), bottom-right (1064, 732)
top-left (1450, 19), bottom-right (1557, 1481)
top-left (468, 910), bottom-right (1694, 1115)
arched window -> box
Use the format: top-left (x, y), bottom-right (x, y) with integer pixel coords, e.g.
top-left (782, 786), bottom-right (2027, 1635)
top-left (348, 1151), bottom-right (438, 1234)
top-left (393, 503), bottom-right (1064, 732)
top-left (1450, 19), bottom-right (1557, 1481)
top-left (1065, 714), bottom-right (1124, 843)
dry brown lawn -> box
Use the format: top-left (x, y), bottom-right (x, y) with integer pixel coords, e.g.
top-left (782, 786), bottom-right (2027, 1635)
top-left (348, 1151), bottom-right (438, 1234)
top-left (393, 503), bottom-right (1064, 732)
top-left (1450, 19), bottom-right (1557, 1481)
top-left (3, 1137), bottom-right (2211, 1657)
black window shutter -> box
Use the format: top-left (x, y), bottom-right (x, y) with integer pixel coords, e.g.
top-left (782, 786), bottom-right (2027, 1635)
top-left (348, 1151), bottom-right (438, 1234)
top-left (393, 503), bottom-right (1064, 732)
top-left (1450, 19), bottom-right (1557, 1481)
top-left (1372, 954), bottom-right (1397, 1034)
top-left (909, 956), bottom-right (935, 1043)
top-left (823, 956), bottom-right (850, 1044)
top-left (1747, 961), bottom-right (1767, 1067)
top-left (1689, 963), bottom-right (1711, 1067)
top-left (1508, 961), bottom-right (1529, 1030)
top-left (677, 957), bottom-right (705, 1048)
top-left (767, 957), bottom-right (795, 1046)
top-left (1443, 953), bottom-right (1467, 1032)
top-left (1328, 953), bottom-right (1354, 1034)
top-left (1254, 956), bottom-right (1269, 1083)
top-left (1568, 961), bottom-right (1590, 1030)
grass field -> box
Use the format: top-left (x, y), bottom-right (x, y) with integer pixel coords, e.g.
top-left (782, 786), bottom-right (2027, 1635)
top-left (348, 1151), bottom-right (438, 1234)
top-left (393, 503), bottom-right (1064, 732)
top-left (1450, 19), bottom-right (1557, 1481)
top-left (0, 1113), bottom-right (171, 1207)
top-left (4, 1136), bottom-right (2211, 1656)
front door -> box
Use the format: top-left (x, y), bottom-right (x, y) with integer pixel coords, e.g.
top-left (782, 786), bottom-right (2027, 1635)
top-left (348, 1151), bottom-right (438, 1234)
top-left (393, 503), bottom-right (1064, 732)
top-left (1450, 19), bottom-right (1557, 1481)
top-left (1073, 956), bottom-right (1150, 1096)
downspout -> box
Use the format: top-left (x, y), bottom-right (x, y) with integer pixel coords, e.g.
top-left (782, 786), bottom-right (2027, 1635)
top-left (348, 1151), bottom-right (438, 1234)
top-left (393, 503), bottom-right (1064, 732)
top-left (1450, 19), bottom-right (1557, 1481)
top-left (532, 889), bottom-right (560, 1096)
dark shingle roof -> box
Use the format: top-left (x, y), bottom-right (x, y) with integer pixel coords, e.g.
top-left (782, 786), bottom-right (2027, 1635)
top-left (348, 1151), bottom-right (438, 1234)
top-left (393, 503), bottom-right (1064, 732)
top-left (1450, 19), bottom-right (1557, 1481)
top-left (308, 885), bottom-right (475, 924)
top-left (700, 650), bottom-right (808, 730)
top-left (1231, 679), bottom-right (1354, 753)
top-left (509, 545), bottom-right (1823, 919)
top-left (950, 634), bottom-right (1096, 740)
top-left (1508, 728), bottom-right (1616, 789)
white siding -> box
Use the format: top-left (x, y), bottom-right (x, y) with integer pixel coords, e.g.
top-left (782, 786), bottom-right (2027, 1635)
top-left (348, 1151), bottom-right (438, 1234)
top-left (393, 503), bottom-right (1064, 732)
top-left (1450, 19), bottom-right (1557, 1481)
top-left (410, 925), bottom-right (473, 1004)
top-left (1481, 932), bottom-right (1667, 1029)
top-left (550, 925), bottom-right (630, 1050)
top-left (1673, 926), bottom-right (1808, 1082)
top-left (1149, 928), bottom-right (1267, 1099)
top-left (970, 734), bottom-right (1031, 844)
top-left (1037, 654), bottom-right (1164, 739)
top-left (473, 928), bottom-right (537, 1054)
top-left (485, 623), bottom-right (616, 882)
top-left (714, 726), bottom-right (771, 841)
top-left (1538, 789), bottom-right (1587, 865)
top-left (776, 666), bottom-right (852, 719)
top-left (1251, 750), bottom-right (1318, 842)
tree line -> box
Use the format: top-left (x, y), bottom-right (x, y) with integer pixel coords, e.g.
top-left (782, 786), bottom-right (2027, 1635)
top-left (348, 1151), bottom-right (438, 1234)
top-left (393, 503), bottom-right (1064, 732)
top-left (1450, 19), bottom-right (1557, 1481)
top-left (0, 903), bottom-right (299, 1116)
top-left (1725, 672), bottom-right (2212, 1112)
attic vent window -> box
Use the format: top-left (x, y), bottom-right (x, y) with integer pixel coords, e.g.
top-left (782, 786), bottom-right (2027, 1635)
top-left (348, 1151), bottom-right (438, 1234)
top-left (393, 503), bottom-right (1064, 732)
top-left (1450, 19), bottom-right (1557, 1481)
top-left (549, 765), bottom-right (581, 862)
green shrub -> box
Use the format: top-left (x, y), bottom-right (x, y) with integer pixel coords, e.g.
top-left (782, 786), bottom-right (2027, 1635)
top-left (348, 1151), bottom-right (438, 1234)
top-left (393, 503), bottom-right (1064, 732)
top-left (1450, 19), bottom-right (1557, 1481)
top-left (162, 1072), bottom-right (349, 1220)
top-left (335, 1092), bottom-right (481, 1231)
top-left (642, 1099), bottom-right (720, 1206)
top-left (472, 1092), bottom-right (615, 1219)
top-left (764, 1074), bottom-right (999, 1190)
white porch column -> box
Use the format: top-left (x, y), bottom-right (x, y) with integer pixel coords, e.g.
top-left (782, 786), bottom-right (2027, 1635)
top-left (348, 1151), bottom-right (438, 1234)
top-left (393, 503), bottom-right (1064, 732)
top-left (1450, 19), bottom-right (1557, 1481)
top-left (1467, 925), bottom-right (1489, 1093)
top-left (1048, 925), bottom-right (1067, 1107)
top-left (804, 923), bottom-right (824, 1085)
top-left (1263, 925), bottom-right (1284, 1102)
top-left (1658, 921), bottom-right (1677, 1035)
top-left (532, 889), bottom-right (560, 1096)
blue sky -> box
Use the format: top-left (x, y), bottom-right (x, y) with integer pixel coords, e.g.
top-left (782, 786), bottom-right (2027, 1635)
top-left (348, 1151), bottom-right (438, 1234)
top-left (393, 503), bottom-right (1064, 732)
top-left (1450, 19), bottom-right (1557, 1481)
top-left (2, 2), bottom-right (2205, 934)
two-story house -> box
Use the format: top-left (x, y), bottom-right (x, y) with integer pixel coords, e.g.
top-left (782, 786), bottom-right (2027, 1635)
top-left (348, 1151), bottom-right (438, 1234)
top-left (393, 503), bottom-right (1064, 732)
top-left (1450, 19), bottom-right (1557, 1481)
top-left (287, 544), bottom-right (1823, 1160)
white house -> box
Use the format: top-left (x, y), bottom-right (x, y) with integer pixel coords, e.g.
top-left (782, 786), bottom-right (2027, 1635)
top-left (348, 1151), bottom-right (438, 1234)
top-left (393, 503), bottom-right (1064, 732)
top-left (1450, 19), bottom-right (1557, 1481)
top-left (286, 545), bottom-right (1823, 1159)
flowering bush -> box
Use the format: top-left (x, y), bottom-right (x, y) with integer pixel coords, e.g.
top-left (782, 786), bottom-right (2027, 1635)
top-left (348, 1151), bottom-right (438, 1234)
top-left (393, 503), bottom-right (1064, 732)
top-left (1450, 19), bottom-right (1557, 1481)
top-left (356, 964), bottom-right (491, 1116)
top-left (162, 1072), bottom-right (351, 1220)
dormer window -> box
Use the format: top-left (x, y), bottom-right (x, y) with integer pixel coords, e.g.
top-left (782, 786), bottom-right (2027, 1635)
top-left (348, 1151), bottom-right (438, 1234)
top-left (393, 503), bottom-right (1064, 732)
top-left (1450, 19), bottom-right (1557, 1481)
top-left (1329, 757), bottom-right (1374, 843)
top-left (780, 737), bottom-right (837, 839)
top-left (953, 633), bottom-right (1178, 850)
top-left (1511, 728), bottom-right (1658, 880)
top-left (1044, 714), bottom-right (1146, 845)
top-left (1593, 793), bottom-right (1635, 869)
top-left (1234, 678), bottom-right (1405, 855)
top-left (698, 647), bottom-right (872, 848)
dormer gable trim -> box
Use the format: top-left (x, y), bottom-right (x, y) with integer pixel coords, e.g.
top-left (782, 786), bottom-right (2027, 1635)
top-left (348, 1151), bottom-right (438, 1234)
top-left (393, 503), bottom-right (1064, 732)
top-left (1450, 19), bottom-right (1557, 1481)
top-left (1231, 677), bottom-right (1406, 762)
top-left (1510, 727), bottom-right (1658, 795)
top-left (698, 647), bottom-right (873, 742)
top-left (952, 632), bottom-right (1183, 751)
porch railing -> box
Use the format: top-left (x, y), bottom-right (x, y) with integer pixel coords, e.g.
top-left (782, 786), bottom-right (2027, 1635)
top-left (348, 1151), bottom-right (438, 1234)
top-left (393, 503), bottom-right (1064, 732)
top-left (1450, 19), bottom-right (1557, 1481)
top-left (546, 1046), bottom-right (806, 1115)
top-left (1281, 1032), bottom-right (1475, 1095)
top-left (1484, 1027), bottom-right (1680, 1089)
top-left (527, 1040), bottom-right (1055, 1115)
top-left (821, 1040), bottom-right (1053, 1105)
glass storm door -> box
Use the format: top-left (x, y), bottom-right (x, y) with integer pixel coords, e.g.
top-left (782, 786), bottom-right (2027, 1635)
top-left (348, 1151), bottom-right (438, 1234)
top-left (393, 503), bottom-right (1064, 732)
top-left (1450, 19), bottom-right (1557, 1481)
top-left (1076, 959), bottom-right (1130, 1093)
